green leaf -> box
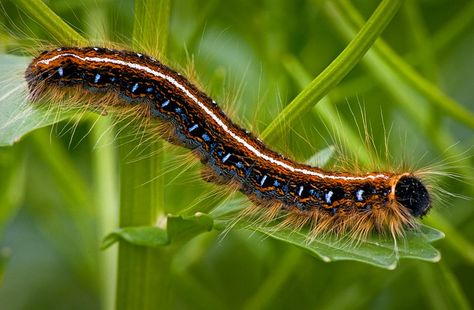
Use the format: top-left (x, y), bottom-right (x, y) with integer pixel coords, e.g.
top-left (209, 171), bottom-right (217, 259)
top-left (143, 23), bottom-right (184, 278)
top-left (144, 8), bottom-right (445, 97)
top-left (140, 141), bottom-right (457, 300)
top-left (103, 226), bottom-right (168, 249)
top-left (167, 213), bottom-right (214, 246)
top-left (212, 198), bottom-right (443, 269)
top-left (102, 213), bottom-right (213, 249)
top-left (254, 224), bottom-right (442, 270)
top-left (0, 55), bottom-right (74, 146)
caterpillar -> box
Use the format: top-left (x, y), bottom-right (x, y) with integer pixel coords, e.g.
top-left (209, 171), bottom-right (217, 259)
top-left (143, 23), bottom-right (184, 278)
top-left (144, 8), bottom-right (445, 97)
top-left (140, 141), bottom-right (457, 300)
top-left (25, 46), bottom-right (432, 240)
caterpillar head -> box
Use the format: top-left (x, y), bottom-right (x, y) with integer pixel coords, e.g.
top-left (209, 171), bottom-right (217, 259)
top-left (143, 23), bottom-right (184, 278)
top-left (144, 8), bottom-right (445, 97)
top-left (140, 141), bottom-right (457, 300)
top-left (394, 174), bottom-right (431, 217)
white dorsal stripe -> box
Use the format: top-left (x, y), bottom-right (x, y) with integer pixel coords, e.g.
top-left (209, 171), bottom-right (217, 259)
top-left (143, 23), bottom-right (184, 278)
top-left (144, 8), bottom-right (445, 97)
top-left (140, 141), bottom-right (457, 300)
top-left (38, 51), bottom-right (389, 181)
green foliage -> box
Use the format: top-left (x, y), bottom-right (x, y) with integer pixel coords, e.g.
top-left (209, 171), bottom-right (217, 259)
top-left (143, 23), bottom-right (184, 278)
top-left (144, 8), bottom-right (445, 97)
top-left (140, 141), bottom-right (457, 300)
top-left (0, 0), bottom-right (473, 309)
top-left (0, 55), bottom-right (75, 146)
top-left (103, 213), bottom-right (213, 249)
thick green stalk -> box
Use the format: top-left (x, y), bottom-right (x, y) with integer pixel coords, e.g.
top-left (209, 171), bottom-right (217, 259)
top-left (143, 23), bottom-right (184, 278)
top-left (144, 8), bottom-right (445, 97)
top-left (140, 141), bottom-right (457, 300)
top-left (91, 117), bottom-right (119, 310)
top-left (116, 1), bottom-right (171, 309)
top-left (261, 0), bottom-right (403, 142)
top-left (116, 137), bottom-right (170, 309)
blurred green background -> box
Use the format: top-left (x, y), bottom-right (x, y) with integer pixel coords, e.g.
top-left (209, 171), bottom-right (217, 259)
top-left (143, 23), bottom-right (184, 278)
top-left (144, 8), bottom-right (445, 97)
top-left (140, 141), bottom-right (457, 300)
top-left (0, 0), bottom-right (473, 309)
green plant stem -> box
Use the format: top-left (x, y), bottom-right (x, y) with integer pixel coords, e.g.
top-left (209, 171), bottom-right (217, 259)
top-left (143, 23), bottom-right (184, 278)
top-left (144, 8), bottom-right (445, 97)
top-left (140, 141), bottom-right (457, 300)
top-left (261, 0), bottom-right (403, 143)
top-left (282, 54), bottom-right (374, 167)
top-left (116, 1), bottom-right (170, 309)
top-left (336, 0), bottom-right (474, 129)
top-left (91, 117), bottom-right (119, 310)
top-left (116, 136), bottom-right (170, 308)
top-left (330, 0), bottom-right (474, 177)
top-left (15, 0), bottom-right (87, 45)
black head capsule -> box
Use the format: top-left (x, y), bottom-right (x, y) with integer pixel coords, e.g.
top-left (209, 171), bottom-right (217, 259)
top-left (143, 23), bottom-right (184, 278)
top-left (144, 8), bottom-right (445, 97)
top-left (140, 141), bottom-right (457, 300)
top-left (394, 175), bottom-right (431, 217)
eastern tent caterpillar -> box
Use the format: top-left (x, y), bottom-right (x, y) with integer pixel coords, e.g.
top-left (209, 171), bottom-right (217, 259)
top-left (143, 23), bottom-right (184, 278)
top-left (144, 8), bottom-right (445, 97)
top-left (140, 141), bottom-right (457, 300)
top-left (25, 47), bottom-right (432, 240)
